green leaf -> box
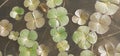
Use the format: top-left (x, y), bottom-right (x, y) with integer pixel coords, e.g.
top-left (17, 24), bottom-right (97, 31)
top-left (57, 40), bottom-right (70, 52)
top-left (80, 50), bottom-right (95, 56)
top-left (50, 27), bottom-right (67, 42)
top-left (49, 19), bottom-right (59, 27)
top-left (20, 29), bottom-right (29, 38)
top-left (78, 39), bottom-right (91, 49)
top-left (47, 8), bottom-right (57, 19)
top-left (58, 16), bottom-right (69, 27)
top-left (28, 30), bottom-right (38, 41)
top-left (8, 31), bottom-right (19, 41)
top-left (87, 31), bottom-right (97, 44)
top-left (55, 0), bottom-right (63, 6)
top-left (57, 7), bottom-right (67, 16)
top-left (77, 26), bottom-right (90, 34)
top-left (72, 31), bottom-right (84, 44)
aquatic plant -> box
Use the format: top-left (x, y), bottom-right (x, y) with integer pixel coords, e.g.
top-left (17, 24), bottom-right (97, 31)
top-left (88, 12), bottom-right (111, 34)
top-left (47, 7), bottom-right (69, 27)
top-left (57, 40), bottom-right (70, 52)
top-left (8, 31), bottom-right (19, 41)
top-left (58, 51), bottom-right (74, 56)
top-left (18, 29), bottom-right (38, 48)
top-left (24, 10), bottom-right (45, 30)
top-left (50, 27), bottom-right (67, 42)
top-left (0, 19), bottom-right (13, 37)
top-left (72, 9), bottom-right (89, 25)
top-left (10, 6), bottom-right (24, 20)
top-left (72, 26), bottom-right (97, 49)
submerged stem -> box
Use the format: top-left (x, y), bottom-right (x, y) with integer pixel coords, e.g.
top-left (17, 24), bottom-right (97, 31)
top-left (4, 40), bottom-right (11, 56)
top-left (0, 0), bottom-right (9, 8)
top-left (99, 31), bottom-right (120, 40)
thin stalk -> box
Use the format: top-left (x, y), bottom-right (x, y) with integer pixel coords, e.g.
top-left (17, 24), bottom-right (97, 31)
top-left (4, 40), bottom-right (11, 56)
top-left (0, 0), bottom-right (9, 8)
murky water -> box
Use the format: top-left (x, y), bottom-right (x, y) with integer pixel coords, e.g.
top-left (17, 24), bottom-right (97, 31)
top-left (0, 0), bottom-right (120, 56)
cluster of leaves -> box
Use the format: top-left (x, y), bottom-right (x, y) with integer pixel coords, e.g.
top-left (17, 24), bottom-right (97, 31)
top-left (50, 27), bottom-right (70, 52)
top-left (72, 9), bottom-right (89, 25)
top-left (0, 19), bottom-right (13, 37)
top-left (10, 6), bottom-right (24, 20)
top-left (47, 0), bottom-right (70, 53)
top-left (18, 29), bottom-right (38, 56)
top-left (72, 26), bottom-right (97, 49)
top-left (24, 0), bottom-right (40, 11)
top-left (37, 44), bottom-right (49, 56)
top-left (47, 7), bottom-right (69, 27)
top-left (24, 10), bottom-right (45, 30)
top-left (47, 0), bottom-right (63, 8)
top-left (58, 51), bottom-right (74, 56)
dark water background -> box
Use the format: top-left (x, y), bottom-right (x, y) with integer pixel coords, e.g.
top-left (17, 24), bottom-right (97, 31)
top-left (0, 0), bottom-right (120, 56)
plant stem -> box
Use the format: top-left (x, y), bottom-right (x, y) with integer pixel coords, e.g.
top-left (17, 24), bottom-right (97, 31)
top-left (4, 40), bottom-right (11, 56)
top-left (99, 31), bottom-right (120, 40)
top-left (0, 0), bottom-right (9, 8)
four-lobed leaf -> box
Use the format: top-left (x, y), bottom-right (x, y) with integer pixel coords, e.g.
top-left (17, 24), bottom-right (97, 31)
top-left (88, 12), bottom-right (111, 34)
top-left (8, 31), bottom-right (19, 41)
top-left (72, 9), bottom-right (89, 25)
top-left (0, 19), bottom-right (13, 37)
top-left (24, 10), bottom-right (45, 30)
top-left (47, 7), bottom-right (69, 27)
top-left (72, 26), bottom-right (97, 49)
top-left (57, 40), bottom-right (70, 52)
top-left (50, 27), bottom-right (67, 42)
top-left (18, 29), bottom-right (38, 48)
top-left (10, 6), bottom-right (24, 20)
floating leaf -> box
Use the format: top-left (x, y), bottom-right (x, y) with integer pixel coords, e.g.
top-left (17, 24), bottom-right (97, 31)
top-left (95, 1), bottom-right (119, 15)
top-left (72, 26), bottom-right (97, 49)
top-left (18, 29), bottom-right (38, 47)
top-left (47, 7), bottom-right (69, 27)
top-left (98, 42), bottom-right (115, 56)
top-left (80, 50), bottom-right (95, 56)
top-left (8, 31), bottom-right (19, 41)
top-left (24, 0), bottom-right (40, 11)
top-left (24, 10), bottom-right (45, 30)
top-left (10, 6), bottom-right (24, 20)
top-left (7, 54), bottom-right (13, 56)
top-left (0, 19), bottom-right (13, 37)
top-left (72, 9), bottom-right (89, 25)
top-left (47, 0), bottom-right (63, 8)
top-left (50, 27), bottom-right (67, 42)
top-left (37, 44), bottom-right (49, 56)
top-left (88, 12), bottom-right (111, 34)
top-left (57, 40), bottom-right (70, 52)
